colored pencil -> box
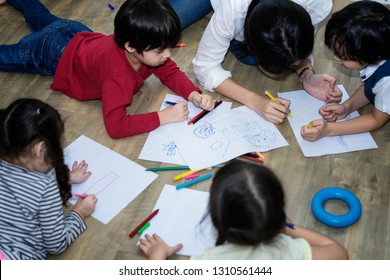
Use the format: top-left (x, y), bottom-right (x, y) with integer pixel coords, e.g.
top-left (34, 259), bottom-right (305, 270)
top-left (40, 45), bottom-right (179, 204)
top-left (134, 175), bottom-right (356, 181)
top-left (265, 91), bottom-right (294, 118)
top-left (176, 173), bottom-right (213, 190)
top-left (146, 166), bottom-right (190, 172)
top-left (164, 101), bottom-right (177, 106)
top-left (73, 193), bottom-right (88, 199)
top-left (137, 222), bottom-right (151, 234)
top-left (187, 100), bottom-right (223, 125)
top-left (184, 173), bottom-right (200, 180)
top-left (285, 222), bottom-right (296, 229)
top-left (129, 209), bottom-right (159, 238)
top-left (175, 43), bottom-right (187, 47)
top-left (173, 169), bottom-right (201, 181)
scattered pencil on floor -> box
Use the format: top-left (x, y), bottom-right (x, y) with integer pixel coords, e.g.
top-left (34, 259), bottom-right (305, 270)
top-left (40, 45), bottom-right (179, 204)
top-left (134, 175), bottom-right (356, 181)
top-left (176, 173), bottom-right (213, 190)
top-left (108, 4), bottom-right (115, 10)
top-left (239, 152), bottom-right (265, 164)
top-left (175, 43), bottom-right (186, 48)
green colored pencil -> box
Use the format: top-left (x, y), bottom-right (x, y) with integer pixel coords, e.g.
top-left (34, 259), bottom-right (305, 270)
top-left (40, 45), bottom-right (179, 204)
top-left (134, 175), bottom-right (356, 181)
top-left (146, 166), bottom-right (190, 171)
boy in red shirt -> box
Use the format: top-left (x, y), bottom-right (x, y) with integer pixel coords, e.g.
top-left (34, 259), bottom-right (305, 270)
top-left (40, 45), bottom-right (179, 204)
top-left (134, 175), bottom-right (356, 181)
top-left (0, 0), bottom-right (214, 138)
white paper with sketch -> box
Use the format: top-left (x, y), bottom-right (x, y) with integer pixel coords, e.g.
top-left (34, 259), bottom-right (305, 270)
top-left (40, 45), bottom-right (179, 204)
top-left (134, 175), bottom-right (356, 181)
top-left (138, 184), bottom-right (216, 256)
top-left (173, 106), bottom-right (289, 170)
top-left (278, 85), bottom-right (378, 157)
top-left (139, 93), bottom-right (232, 166)
top-left (64, 135), bottom-right (158, 224)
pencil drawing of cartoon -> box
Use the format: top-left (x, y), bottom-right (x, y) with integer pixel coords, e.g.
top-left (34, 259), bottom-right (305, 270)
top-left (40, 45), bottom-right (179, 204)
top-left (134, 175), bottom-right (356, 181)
top-left (162, 141), bottom-right (177, 157)
top-left (193, 121), bottom-right (216, 139)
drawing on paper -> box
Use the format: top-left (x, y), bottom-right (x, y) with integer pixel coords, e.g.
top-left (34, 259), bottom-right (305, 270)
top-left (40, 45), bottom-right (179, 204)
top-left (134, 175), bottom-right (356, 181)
top-left (193, 121), bottom-right (216, 139)
top-left (199, 121), bottom-right (278, 156)
top-left (162, 141), bottom-right (177, 157)
top-left (245, 128), bottom-right (278, 150)
top-left (83, 172), bottom-right (119, 196)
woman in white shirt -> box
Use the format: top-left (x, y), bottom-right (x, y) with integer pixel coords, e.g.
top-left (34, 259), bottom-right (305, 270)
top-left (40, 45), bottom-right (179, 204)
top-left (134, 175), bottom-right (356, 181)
top-left (168, 0), bottom-right (342, 123)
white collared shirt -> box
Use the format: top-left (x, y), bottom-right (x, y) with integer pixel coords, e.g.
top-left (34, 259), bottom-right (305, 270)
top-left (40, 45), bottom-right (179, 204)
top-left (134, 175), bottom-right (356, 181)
top-left (193, 0), bottom-right (333, 91)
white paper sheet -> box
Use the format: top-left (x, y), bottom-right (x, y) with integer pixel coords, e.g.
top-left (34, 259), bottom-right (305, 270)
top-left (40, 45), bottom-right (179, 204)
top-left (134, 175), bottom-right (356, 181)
top-left (278, 85), bottom-right (378, 157)
top-left (139, 93), bottom-right (232, 166)
top-left (173, 106), bottom-right (289, 170)
top-left (64, 135), bottom-right (158, 224)
top-left (138, 184), bottom-right (217, 256)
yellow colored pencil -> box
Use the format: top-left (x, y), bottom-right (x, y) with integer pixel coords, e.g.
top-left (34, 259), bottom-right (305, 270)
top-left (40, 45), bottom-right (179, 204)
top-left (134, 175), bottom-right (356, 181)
top-left (265, 91), bottom-right (294, 118)
top-left (173, 169), bottom-right (201, 181)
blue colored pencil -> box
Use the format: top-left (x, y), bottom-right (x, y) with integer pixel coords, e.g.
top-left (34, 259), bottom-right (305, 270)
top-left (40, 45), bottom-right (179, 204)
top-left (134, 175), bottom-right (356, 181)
top-left (176, 173), bottom-right (213, 190)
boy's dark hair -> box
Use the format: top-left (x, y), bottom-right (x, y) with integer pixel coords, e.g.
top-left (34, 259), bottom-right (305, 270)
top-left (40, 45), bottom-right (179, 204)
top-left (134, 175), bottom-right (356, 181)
top-left (0, 99), bottom-right (71, 206)
top-left (325, 0), bottom-right (390, 64)
top-left (114, 0), bottom-right (181, 52)
top-left (209, 160), bottom-right (286, 246)
top-left (244, 0), bottom-right (314, 75)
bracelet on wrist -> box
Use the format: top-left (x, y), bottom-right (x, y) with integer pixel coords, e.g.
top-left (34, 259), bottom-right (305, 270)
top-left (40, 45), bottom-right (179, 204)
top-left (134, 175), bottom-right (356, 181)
top-left (297, 67), bottom-right (315, 83)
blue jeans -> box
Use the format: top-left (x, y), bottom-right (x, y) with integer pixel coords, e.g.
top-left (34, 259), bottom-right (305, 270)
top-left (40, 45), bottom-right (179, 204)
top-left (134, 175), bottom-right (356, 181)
top-left (0, 0), bottom-right (91, 76)
top-left (167, 0), bottom-right (256, 66)
top-left (167, 0), bottom-right (213, 29)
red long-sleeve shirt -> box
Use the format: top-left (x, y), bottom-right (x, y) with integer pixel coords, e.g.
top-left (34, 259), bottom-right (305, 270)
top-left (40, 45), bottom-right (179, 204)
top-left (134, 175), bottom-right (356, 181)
top-left (51, 32), bottom-right (201, 138)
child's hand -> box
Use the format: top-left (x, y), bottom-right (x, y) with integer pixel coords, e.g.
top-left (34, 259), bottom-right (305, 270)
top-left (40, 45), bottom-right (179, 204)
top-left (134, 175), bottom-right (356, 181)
top-left (188, 91), bottom-right (215, 111)
top-left (73, 194), bottom-right (97, 220)
top-left (158, 101), bottom-right (189, 125)
top-left (303, 73), bottom-right (342, 103)
top-left (139, 233), bottom-right (183, 260)
top-left (320, 103), bottom-right (347, 122)
top-left (300, 119), bottom-right (327, 142)
top-left (69, 160), bottom-right (91, 184)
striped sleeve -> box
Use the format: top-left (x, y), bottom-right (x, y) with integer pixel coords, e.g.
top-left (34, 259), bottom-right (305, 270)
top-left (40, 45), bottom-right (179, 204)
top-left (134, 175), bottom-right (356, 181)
top-left (38, 180), bottom-right (86, 256)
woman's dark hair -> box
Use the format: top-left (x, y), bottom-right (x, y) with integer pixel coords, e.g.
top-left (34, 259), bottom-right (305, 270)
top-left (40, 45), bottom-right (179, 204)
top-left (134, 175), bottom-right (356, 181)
top-left (0, 99), bottom-right (71, 206)
top-left (244, 0), bottom-right (314, 75)
top-left (114, 0), bottom-right (181, 52)
top-left (209, 160), bottom-right (286, 246)
top-left (325, 0), bottom-right (390, 64)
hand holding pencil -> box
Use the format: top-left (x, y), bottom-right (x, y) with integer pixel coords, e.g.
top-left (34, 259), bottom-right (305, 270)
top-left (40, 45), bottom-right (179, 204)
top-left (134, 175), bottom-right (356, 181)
top-left (158, 101), bottom-right (189, 125)
top-left (265, 91), bottom-right (293, 118)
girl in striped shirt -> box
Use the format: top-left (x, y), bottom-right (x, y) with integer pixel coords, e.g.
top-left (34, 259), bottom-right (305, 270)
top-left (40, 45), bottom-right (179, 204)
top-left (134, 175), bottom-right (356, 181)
top-left (0, 98), bottom-right (97, 259)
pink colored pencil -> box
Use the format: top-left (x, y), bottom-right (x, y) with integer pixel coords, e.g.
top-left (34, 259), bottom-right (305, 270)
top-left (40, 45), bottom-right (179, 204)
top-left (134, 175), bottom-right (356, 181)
top-left (73, 193), bottom-right (88, 199)
top-left (184, 173), bottom-right (200, 180)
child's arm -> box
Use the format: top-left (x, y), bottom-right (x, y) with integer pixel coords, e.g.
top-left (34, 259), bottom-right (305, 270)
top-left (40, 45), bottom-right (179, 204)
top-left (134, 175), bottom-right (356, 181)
top-left (301, 107), bottom-right (389, 141)
top-left (139, 234), bottom-right (183, 260)
top-left (284, 225), bottom-right (348, 260)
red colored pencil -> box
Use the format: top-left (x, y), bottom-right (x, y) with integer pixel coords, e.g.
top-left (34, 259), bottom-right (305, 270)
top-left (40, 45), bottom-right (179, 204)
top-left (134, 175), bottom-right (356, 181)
top-left (188, 100), bottom-right (223, 125)
top-left (129, 209), bottom-right (159, 238)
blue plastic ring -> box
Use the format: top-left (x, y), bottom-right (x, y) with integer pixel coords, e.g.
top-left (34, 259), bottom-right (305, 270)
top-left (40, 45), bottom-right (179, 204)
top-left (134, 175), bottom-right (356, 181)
top-left (311, 186), bottom-right (362, 228)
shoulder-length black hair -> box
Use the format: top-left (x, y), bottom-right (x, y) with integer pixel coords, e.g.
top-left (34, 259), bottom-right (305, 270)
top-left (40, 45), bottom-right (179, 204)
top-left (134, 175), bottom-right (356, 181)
top-left (325, 0), bottom-right (390, 64)
top-left (209, 160), bottom-right (286, 246)
top-left (244, 0), bottom-right (314, 75)
top-left (0, 98), bottom-right (71, 205)
top-left (114, 0), bottom-right (181, 52)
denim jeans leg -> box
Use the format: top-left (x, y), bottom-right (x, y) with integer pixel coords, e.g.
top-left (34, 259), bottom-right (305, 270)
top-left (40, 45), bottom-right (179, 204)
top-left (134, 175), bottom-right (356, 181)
top-left (0, 20), bottom-right (91, 76)
top-left (228, 39), bottom-right (257, 66)
top-left (167, 0), bottom-right (213, 29)
top-left (6, 0), bottom-right (61, 31)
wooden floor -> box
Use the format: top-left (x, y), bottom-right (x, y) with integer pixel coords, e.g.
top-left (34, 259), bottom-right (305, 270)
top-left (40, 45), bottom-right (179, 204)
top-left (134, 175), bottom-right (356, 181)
top-left (0, 0), bottom-right (389, 260)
